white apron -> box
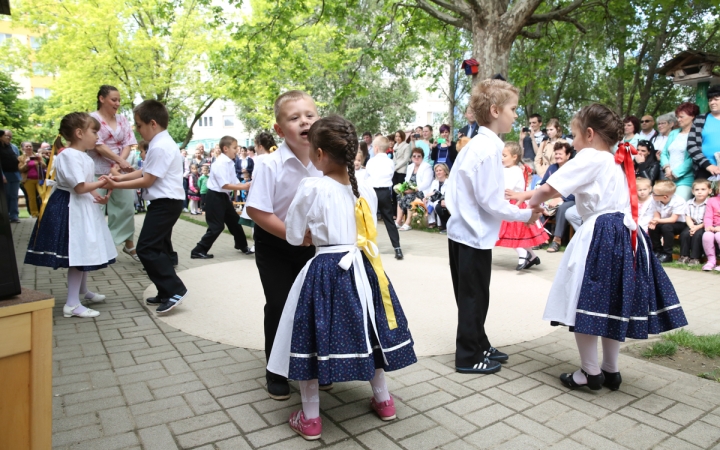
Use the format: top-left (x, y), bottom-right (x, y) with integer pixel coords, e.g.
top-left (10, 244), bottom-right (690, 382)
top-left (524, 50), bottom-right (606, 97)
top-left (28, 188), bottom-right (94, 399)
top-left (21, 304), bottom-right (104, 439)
top-left (542, 209), bottom-right (639, 326)
top-left (267, 244), bottom-right (389, 378)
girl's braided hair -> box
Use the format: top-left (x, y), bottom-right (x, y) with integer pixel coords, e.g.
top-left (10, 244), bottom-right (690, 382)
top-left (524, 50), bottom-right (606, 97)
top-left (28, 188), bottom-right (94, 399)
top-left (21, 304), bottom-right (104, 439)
top-left (308, 115), bottom-right (360, 198)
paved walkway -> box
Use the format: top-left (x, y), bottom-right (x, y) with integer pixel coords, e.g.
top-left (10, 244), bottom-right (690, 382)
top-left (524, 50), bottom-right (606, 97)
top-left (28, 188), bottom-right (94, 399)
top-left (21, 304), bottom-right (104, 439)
top-left (9, 214), bottom-right (720, 450)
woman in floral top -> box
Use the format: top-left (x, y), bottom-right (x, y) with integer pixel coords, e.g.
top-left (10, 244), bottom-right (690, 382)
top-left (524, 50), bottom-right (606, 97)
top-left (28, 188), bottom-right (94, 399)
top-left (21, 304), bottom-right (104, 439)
top-left (87, 85), bottom-right (140, 261)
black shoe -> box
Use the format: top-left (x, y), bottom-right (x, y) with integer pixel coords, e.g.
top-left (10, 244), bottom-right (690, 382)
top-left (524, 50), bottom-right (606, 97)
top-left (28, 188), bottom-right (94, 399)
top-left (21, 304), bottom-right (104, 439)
top-left (155, 292), bottom-right (187, 315)
top-left (516, 257), bottom-right (528, 270)
top-left (237, 246), bottom-right (255, 255)
top-left (657, 253), bottom-right (673, 263)
top-left (146, 297), bottom-right (163, 305)
top-left (484, 347), bottom-right (509, 362)
top-left (319, 383), bottom-right (334, 391)
top-left (525, 256), bottom-right (541, 269)
top-left (559, 369), bottom-right (604, 390)
top-left (395, 248), bottom-right (404, 260)
top-left (267, 373), bottom-right (291, 400)
top-left (601, 369), bottom-right (622, 391)
top-left (456, 358), bottom-right (502, 374)
top-left (190, 251), bottom-right (214, 259)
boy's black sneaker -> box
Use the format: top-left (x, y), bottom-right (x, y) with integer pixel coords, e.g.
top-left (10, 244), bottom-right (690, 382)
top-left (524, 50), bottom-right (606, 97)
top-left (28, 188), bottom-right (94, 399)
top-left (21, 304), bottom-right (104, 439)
top-left (237, 246), bottom-right (255, 255)
top-left (146, 297), bottom-right (163, 306)
top-left (267, 373), bottom-right (291, 400)
top-left (456, 358), bottom-right (502, 374)
top-left (484, 347), bottom-right (509, 362)
top-left (156, 291), bottom-right (187, 315)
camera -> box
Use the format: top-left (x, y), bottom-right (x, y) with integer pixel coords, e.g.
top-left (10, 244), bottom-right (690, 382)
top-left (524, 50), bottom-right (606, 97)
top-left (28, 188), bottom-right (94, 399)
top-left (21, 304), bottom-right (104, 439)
top-left (413, 133), bottom-right (421, 139)
top-left (522, 127), bottom-right (530, 133)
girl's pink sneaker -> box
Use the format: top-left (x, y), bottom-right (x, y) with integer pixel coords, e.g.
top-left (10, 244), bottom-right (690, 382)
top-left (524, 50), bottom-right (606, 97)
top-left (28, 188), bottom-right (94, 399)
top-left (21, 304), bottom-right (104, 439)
top-left (371, 396), bottom-right (397, 421)
top-left (288, 410), bottom-right (322, 440)
top-left (703, 261), bottom-right (716, 271)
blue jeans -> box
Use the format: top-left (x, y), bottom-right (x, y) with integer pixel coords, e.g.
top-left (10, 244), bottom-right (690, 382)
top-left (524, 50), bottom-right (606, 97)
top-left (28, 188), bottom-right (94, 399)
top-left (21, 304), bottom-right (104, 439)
top-left (4, 171), bottom-right (20, 220)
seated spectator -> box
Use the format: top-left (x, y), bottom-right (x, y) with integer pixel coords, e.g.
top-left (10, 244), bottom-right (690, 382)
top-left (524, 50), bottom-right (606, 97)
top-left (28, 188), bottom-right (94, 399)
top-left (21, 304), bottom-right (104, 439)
top-left (687, 84), bottom-right (720, 180)
top-left (649, 180), bottom-right (687, 263)
top-left (430, 124), bottom-right (457, 169)
top-left (653, 113), bottom-right (677, 156)
top-left (636, 177), bottom-right (654, 232)
top-left (660, 102), bottom-right (699, 200)
top-left (679, 178), bottom-right (711, 266)
top-left (424, 163), bottom-right (450, 233)
top-left (396, 147), bottom-right (433, 231)
top-left (623, 116), bottom-right (641, 148)
top-left (540, 142), bottom-right (575, 253)
top-left (635, 140), bottom-right (660, 184)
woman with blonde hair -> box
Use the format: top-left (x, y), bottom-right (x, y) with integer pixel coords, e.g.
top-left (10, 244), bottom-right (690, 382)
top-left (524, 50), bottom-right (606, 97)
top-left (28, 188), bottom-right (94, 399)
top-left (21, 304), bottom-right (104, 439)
top-left (534, 118), bottom-right (562, 177)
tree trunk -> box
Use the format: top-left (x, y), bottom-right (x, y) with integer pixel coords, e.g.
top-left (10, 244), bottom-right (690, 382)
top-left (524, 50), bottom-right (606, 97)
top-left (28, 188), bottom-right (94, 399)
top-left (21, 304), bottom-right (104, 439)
top-left (615, 24), bottom-right (626, 115)
top-left (636, 14), bottom-right (671, 117)
top-left (448, 61), bottom-right (456, 132)
top-left (180, 97), bottom-right (217, 150)
top-left (471, 22), bottom-right (511, 84)
top-left (548, 39), bottom-right (579, 119)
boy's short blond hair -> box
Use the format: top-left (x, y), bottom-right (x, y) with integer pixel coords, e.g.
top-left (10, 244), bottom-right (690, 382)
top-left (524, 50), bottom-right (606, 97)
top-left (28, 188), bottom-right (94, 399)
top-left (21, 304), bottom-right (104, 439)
top-left (372, 136), bottom-right (391, 153)
top-left (636, 177), bottom-right (651, 188)
top-left (469, 79), bottom-right (519, 126)
top-left (274, 90), bottom-right (315, 121)
top-left (653, 180), bottom-right (676, 196)
top-left (692, 178), bottom-right (711, 190)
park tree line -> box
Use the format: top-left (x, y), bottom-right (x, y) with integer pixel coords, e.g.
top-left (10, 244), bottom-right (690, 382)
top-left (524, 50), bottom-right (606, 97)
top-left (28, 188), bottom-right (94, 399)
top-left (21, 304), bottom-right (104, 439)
top-left (1, 0), bottom-right (718, 145)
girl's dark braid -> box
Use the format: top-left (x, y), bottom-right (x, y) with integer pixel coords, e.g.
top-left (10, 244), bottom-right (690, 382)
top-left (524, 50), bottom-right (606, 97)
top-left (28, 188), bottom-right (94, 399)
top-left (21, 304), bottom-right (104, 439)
top-left (344, 123), bottom-right (360, 198)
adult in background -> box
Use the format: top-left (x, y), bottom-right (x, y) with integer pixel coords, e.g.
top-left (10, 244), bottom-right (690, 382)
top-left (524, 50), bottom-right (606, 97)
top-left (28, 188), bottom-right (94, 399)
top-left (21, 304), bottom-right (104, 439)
top-left (458, 105), bottom-right (479, 139)
top-left (687, 84), bottom-right (720, 180)
top-left (362, 131), bottom-right (374, 154)
top-left (634, 140), bottom-right (660, 185)
top-left (235, 145), bottom-right (254, 179)
top-left (366, 136), bottom-right (404, 259)
top-left (660, 102), bottom-right (699, 200)
top-left (39, 142), bottom-right (51, 165)
top-left (18, 141), bottom-right (46, 218)
top-left (431, 124), bottom-right (457, 169)
top-left (420, 125), bottom-right (434, 165)
top-left (392, 130), bottom-right (411, 211)
top-left (638, 115), bottom-right (657, 141)
top-left (653, 113), bottom-right (677, 158)
top-left (534, 118), bottom-right (563, 178)
top-left (519, 114), bottom-right (544, 163)
top-left (88, 85), bottom-right (139, 261)
top-left (358, 141), bottom-right (370, 166)
top-left (1, 130), bottom-right (21, 222)
top-left (424, 163), bottom-right (451, 233)
top-left (396, 147), bottom-right (433, 231)
top-left (622, 116), bottom-right (641, 148)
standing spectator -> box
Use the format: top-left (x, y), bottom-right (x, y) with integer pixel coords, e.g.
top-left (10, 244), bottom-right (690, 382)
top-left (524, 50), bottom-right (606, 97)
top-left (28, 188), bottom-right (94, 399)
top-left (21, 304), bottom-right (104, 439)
top-left (660, 102), bottom-right (699, 200)
top-left (39, 142), bottom-right (51, 165)
top-left (534, 118), bottom-right (563, 178)
top-left (362, 131), bottom-right (374, 154)
top-left (687, 84), bottom-right (720, 180)
top-left (87, 85), bottom-right (140, 261)
top-left (519, 114), bottom-right (544, 162)
top-left (634, 140), bottom-right (661, 184)
top-left (234, 145), bottom-right (254, 180)
top-left (653, 113), bottom-right (677, 157)
top-left (1, 130), bottom-right (21, 222)
top-left (458, 105), bottom-right (479, 139)
top-left (638, 115), bottom-right (657, 141)
top-left (358, 141), bottom-right (370, 166)
top-left (18, 141), bottom-right (46, 218)
top-left (392, 130), bottom-right (411, 211)
top-left (420, 125), bottom-right (435, 166)
top-left (622, 116), bottom-right (641, 148)
top-left (431, 124), bottom-right (457, 169)
top-left (247, 146), bottom-right (256, 159)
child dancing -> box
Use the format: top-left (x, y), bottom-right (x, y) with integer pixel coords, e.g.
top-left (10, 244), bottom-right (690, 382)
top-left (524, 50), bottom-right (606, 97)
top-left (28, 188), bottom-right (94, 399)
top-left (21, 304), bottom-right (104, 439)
top-left (267, 116), bottom-right (416, 440)
top-left (25, 113), bottom-right (116, 318)
top-left (529, 104), bottom-right (687, 391)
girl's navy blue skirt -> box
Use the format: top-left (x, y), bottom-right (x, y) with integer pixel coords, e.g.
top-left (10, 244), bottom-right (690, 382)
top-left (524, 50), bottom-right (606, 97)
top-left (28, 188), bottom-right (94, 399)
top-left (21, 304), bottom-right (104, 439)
top-left (24, 189), bottom-right (115, 272)
top-left (572, 212), bottom-right (687, 341)
top-left (288, 252), bottom-right (417, 384)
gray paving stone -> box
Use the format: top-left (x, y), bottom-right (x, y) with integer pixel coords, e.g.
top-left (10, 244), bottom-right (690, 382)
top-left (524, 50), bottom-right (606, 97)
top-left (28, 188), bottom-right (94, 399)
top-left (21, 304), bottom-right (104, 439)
top-left (617, 406), bottom-right (683, 433)
top-left (493, 432), bottom-right (545, 449)
top-left (215, 435), bottom-right (253, 450)
top-left (134, 405), bottom-right (195, 428)
top-left (245, 423), bottom-right (297, 448)
top-left (464, 421), bottom-right (520, 449)
top-left (658, 402), bottom-right (704, 425)
top-left (53, 413), bottom-right (100, 433)
top-left (406, 390), bottom-right (456, 411)
top-left (483, 387), bottom-right (533, 412)
top-left (630, 393), bottom-right (675, 414)
top-left (427, 377), bottom-right (474, 398)
top-left (53, 424), bottom-right (104, 446)
top-left (617, 423), bottom-right (669, 450)
top-left (64, 396), bottom-right (127, 417)
top-left (545, 409), bottom-right (595, 435)
top-left (654, 436), bottom-right (703, 450)
top-left (400, 425), bottom-right (456, 450)
top-left (184, 389), bottom-right (222, 414)
top-left (356, 430), bottom-right (403, 449)
top-left (425, 407), bottom-right (478, 437)
top-left (444, 394), bottom-right (493, 416)
top-left (68, 431), bottom-right (139, 450)
top-left (138, 424), bottom-right (178, 450)
top-left (169, 410), bottom-right (231, 436)
top-left (121, 382), bottom-right (154, 405)
top-left (99, 406), bottom-right (136, 435)
top-left (227, 404), bottom-right (268, 433)
top-left (63, 386), bottom-right (121, 405)
top-left (586, 413), bottom-right (637, 440)
top-left (464, 404), bottom-right (514, 428)
top-left (503, 414), bottom-right (563, 445)
top-left (676, 421), bottom-right (720, 448)
top-left (382, 414), bottom-right (436, 440)
top-left (571, 429), bottom-right (629, 450)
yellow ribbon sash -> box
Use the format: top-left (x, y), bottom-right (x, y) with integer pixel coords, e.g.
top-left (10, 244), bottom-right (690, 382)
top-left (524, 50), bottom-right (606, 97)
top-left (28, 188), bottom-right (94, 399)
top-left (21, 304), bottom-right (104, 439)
top-left (355, 197), bottom-right (397, 330)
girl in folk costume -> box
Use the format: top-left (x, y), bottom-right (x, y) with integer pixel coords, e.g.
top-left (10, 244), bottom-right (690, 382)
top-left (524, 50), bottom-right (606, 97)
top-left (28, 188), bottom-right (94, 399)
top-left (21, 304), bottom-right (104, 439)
top-left (267, 116), bottom-right (416, 441)
top-left (496, 141), bottom-right (548, 270)
top-left (529, 104), bottom-right (687, 391)
top-left (25, 113), bottom-right (117, 318)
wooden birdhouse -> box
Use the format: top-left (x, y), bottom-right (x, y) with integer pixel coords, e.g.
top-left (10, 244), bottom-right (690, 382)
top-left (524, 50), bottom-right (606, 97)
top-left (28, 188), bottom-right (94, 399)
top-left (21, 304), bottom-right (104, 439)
top-left (659, 51), bottom-right (720, 114)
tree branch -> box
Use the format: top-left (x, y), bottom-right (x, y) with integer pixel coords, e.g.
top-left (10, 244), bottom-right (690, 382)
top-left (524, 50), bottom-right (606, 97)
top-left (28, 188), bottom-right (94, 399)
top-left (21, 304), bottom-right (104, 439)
top-left (426, 0), bottom-right (472, 19)
top-left (407, 0), bottom-right (470, 29)
top-left (180, 97), bottom-right (217, 150)
top-left (525, 0), bottom-right (588, 25)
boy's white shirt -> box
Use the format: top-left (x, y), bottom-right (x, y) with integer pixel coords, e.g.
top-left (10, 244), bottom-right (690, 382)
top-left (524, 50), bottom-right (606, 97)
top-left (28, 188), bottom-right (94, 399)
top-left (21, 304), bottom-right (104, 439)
top-left (652, 194), bottom-right (686, 222)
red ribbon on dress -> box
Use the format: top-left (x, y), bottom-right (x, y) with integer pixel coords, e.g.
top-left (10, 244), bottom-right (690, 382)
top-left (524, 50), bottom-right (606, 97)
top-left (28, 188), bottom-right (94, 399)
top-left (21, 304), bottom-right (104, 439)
top-left (614, 142), bottom-right (639, 252)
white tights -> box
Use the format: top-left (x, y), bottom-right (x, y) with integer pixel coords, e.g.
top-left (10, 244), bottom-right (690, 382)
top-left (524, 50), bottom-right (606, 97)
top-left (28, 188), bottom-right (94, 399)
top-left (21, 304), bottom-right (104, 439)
top-left (516, 247), bottom-right (536, 265)
top-left (572, 332), bottom-right (621, 384)
top-left (299, 369), bottom-right (391, 419)
top-left (189, 199), bottom-right (198, 214)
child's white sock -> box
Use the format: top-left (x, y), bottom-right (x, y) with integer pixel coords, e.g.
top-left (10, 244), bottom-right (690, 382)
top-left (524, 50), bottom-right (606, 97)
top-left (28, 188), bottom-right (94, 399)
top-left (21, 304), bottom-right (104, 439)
top-left (573, 332), bottom-right (601, 384)
top-left (369, 369), bottom-right (391, 403)
top-left (600, 337), bottom-right (621, 373)
top-left (78, 271), bottom-right (98, 300)
top-left (66, 268), bottom-right (88, 314)
top-left (189, 199), bottom-right (197, 214)
top-left (526, 248), bottom-right (536, 260)
top-left (299, 379), bottom-right (320, 419)
top-left (515, 248), bottom-right (527, 265)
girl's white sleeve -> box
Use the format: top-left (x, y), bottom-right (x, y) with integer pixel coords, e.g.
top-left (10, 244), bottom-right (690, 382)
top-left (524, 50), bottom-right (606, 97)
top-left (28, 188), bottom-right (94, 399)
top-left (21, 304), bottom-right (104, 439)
top-left (285, 178), bottom-right (317, 246)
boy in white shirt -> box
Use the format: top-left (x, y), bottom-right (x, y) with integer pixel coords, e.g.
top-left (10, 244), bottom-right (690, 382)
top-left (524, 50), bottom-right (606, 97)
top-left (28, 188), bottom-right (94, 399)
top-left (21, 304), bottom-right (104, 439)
top-left (366, 136), bottom-right (403, 259)
top-left (636, 177), bottom-right (654, 232)
top-left (445, 79), bottom-right (540, 375)
top-left (103, 100), bottom-right (187, 314)
top-left (648, 180), bottom-right (687, 263)
top-left (679, 179), bottom-right (711, 265)
top-left (246, 90), bottom-right (322, 400)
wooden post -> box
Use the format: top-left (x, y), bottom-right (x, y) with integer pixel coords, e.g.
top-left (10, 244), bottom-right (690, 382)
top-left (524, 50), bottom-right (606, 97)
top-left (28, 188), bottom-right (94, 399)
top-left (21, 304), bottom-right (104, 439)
top-left (696, 81), bottom-right (710, 114)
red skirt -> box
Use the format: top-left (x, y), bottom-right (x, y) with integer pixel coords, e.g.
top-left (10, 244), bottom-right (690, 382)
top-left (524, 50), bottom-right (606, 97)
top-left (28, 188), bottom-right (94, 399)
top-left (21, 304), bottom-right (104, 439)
top-left (496, 200), bottom-right (548, 248)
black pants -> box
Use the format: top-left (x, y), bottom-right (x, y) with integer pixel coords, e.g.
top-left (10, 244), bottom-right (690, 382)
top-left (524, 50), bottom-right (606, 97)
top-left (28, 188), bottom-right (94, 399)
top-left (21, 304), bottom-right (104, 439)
top-left (680, 227), bottom-right (705, 259)
top-left (254, 225), bottom-right (315, 370)
top-left (436, 204), bottom-right (451, 228)
top-left (137, 199), bottom-right (186, 299)
top-left (649, 222), bottom-right (687, 254)
top-left (182, 177), bottom-right (189, 208)
top-left (373, 187), bottom-right (401, 249)
top-left (193, 190), bottom-right (248, 253)
top-left (391, 172), bottom-right (405, 213)
top-left (448, 239), bottom-right (492, 367)
top-left (200, 193), bottom-right (206, 210)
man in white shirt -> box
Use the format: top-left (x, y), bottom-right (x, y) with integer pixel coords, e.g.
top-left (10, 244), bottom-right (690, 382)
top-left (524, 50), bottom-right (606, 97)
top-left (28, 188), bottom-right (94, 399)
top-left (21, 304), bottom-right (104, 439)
top-left (366, 136), bottom-right (403, 259)
top-left (638, 115), bottom-right (657, 141)
top-left (445, 79), bottom-right (540, 375)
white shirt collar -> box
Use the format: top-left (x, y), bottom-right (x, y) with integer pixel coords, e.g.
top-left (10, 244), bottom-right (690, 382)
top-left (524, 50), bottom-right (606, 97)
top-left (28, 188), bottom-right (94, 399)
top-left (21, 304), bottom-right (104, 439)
top-left (217, 153), bottom-right (233, 164)
top-left (477, 126), bottom-right (503, 147)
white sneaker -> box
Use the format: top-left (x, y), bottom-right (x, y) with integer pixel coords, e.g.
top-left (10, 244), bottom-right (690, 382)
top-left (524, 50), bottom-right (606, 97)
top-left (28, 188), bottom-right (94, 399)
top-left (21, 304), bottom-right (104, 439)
top-left (63, 304), bottom-right (100, 318)
top-left (83, 292), bottom-right (106, 303)
top-left (399, 225), bottom-right (412, 231)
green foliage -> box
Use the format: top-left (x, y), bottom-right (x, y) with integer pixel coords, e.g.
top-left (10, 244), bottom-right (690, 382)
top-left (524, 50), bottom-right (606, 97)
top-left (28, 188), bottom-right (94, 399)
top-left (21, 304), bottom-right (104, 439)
top-left (699, 368), bottom-right (720, 382)
top-left (641, 340), bottom-right (678, 358)
top-left (14, 97), bottom-right (57, 144)
top-left (663, 329), bottom-right (720, 359)
top-left (0, 70), bottom-right (28, 132)
top-left (167, 115), bottom-right (191, 144)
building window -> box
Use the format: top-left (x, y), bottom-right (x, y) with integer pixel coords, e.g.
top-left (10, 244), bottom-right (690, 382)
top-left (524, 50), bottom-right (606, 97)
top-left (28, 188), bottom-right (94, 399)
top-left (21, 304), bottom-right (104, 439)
top-left (223, 115), bottom-right (234, 127)
top-left (0, 33), bottom-right (12, 44)
top-left (33, 87), bottom-right (52, 98)
top-left (208, 116), bottom-right (213, 127)
top-left (203, 117), bottom-right (207, 127)
top-left (30, 36), bottom-right (41, 50)
top-left (32, 62), bottom-right (45, 76)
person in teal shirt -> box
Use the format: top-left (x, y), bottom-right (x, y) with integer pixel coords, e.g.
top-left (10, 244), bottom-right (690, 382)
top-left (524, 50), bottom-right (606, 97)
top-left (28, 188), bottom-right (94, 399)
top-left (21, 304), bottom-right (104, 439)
top-left (687, 84), bottom-right (720, 180)
top-left (198, 165), bottom-right (209, 211)
top-left (660, 103), bottom-right (699, 200)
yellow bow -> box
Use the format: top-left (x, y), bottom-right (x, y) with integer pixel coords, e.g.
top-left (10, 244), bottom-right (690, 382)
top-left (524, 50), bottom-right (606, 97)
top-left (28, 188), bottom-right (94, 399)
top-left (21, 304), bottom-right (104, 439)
top-left (355, 197), bottom-right (397, 330)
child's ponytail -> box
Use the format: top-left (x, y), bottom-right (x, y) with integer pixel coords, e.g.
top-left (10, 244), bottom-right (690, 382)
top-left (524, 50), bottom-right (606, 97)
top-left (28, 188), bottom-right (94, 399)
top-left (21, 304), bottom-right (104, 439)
top-left (307, 115), bottom-right (360, 198)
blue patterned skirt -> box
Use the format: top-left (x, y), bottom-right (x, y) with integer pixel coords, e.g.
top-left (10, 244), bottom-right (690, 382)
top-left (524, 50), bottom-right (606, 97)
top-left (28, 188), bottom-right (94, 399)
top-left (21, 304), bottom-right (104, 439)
top-left (288, 252), bottom-right (417, 384)
top-left (571, 213), bottom-right (687, 341)
top-left (24, 190), bottom-right (116, 271)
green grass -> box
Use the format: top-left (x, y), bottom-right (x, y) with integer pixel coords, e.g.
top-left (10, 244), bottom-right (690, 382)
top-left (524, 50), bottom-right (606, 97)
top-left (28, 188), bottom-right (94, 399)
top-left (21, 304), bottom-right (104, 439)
top-left (641, 340), bottom-right (678, 358)
top-left (699, 368), bottom-right (720, 382)
top-left (19, 209), bottom-right (30, 218)
top-left (663, 329), bottom-right (720, 358)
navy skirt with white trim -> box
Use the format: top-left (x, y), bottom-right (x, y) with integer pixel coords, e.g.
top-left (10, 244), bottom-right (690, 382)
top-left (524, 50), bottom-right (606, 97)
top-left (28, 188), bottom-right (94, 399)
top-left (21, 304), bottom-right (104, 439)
top-left (24, 190), bottom-right (116, 272)
top-left (288, 252), bottom-right (417, 383)
top-left (572, 213), bottom-right (687, 341)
